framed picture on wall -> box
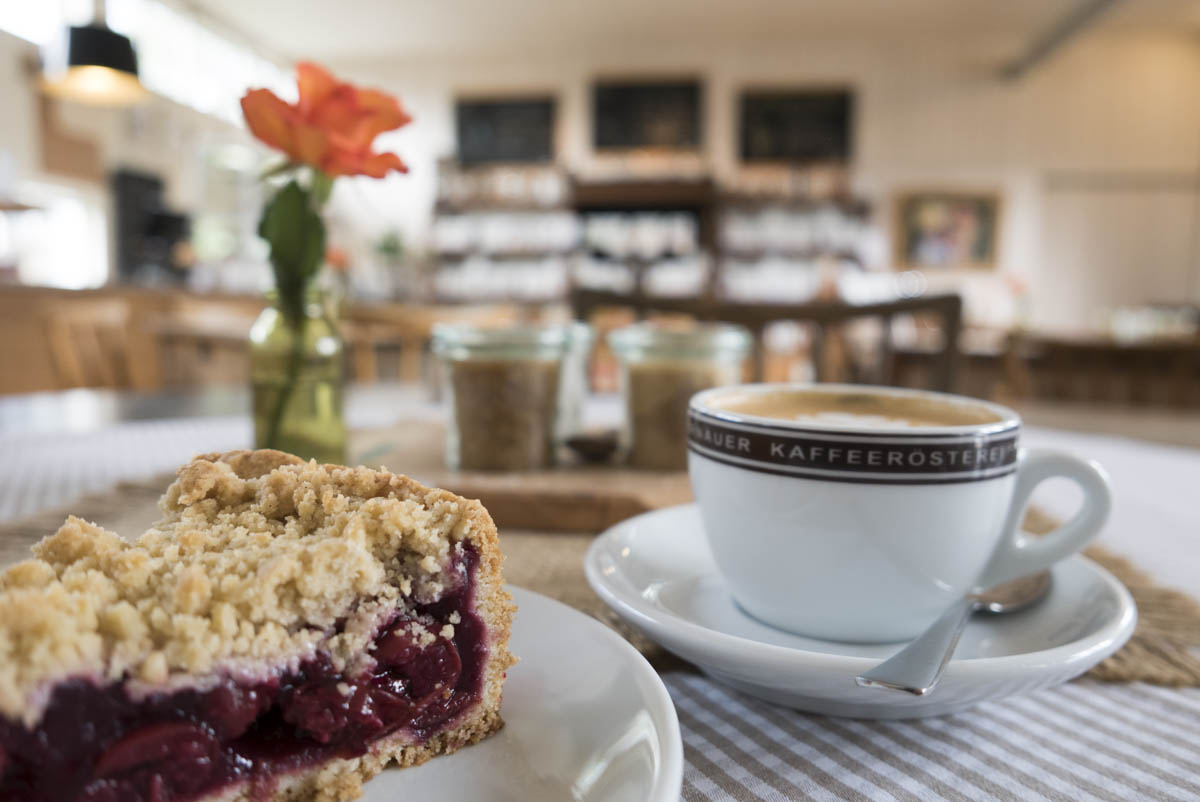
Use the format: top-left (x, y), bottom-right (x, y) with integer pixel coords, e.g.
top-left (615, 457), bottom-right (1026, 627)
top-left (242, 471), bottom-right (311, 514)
top-left (893, 190), bottom-right (1001, 270)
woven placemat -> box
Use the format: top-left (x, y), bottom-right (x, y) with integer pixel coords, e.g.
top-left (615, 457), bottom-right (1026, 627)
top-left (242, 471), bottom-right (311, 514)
top-left (1024, 506), bottom-right (1200, 685)
top-left (1, 474), bottom-right (1197, 687)
top-left (356, 423), bottom-right (695, 532)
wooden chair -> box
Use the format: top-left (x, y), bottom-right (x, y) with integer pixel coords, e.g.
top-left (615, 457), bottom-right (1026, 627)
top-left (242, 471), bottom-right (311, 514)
top-left (41, 296), bottom-right (136, 390)
top-left (342, 303), bottom-right (524, 385)
top-left (0, 286), bottom-right (168, 393)
top-left (1009, 332), bottom-right (1200, 408)
top-left (148, 294), bottom-right (264, 388)
top-left (571, 287), bottom-right (964, 392)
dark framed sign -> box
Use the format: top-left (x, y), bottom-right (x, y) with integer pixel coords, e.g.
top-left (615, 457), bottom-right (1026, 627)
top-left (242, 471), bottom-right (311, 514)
top-left (455, 97), bottom-right (556, 165)
top-left (739, 89), bottom-right (853, 164)
top-left (593, 80), bottom-right (702, 150)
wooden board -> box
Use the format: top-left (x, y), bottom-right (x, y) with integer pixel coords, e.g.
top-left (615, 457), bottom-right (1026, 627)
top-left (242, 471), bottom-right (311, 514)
top-left (353, 423), bottom-right (692, 532)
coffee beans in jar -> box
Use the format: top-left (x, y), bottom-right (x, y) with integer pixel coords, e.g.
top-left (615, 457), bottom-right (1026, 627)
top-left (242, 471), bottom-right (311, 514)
top-left (433, 324), bottom-right (590, 471)
top-left (609, 323), bottom-right (752, 470)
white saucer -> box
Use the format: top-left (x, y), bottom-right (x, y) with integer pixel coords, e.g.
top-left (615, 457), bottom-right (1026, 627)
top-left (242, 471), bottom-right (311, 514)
top-left (585, 504), bottom-right (1137, 719)
top-left (363, 586), bottom-right (683, 801)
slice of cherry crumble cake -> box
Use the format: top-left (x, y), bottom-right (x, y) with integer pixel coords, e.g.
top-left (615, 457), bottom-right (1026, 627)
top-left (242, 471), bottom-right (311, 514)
top-left (0, 450), bottom-right (516, 802)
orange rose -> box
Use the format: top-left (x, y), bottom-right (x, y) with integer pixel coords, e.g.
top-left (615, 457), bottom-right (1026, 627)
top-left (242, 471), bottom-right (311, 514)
top-left (241, 62), bottom-right (411, 178)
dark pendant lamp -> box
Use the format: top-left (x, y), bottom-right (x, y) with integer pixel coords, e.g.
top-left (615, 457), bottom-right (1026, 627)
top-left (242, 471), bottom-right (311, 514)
top-left (42, 0), bottom-right (147, 107)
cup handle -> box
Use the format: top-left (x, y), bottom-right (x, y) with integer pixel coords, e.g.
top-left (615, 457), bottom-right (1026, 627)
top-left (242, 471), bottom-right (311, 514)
top-left (975, 449), bottom-right (1112, 589)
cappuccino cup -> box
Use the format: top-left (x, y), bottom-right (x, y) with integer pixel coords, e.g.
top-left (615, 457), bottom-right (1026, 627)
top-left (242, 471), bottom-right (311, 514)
top-left (687, 383), bottom-right (1111, 642)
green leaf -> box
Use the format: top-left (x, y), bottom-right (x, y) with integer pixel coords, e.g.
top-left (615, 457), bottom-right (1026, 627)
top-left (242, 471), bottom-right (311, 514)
top-left (258, 180), bottom-right (325, 323)
top-left (259, 180), bottom-right (325, 281)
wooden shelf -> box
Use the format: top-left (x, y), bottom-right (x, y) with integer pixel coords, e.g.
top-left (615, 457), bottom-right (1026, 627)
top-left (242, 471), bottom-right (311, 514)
top-left (435, 248), bottom-right (577, 261)
top-left (719, 193), bottom-right (870, 217)
top-left (430, 294), bottom-right (564, 306)
top-left (582, 249), bottom-right (701, 263)
top-left (720, 247), bottom-right (862, 263)
top-left (434, 200), bottom-right (571, 214)
top-left (571, 178), bottom-right (716, 209)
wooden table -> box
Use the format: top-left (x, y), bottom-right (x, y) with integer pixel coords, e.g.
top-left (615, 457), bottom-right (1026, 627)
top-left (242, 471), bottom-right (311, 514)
top-left (572, 288), bottom-right (964, 391)
top-left (1013, 331), bottom-right (1200, 408)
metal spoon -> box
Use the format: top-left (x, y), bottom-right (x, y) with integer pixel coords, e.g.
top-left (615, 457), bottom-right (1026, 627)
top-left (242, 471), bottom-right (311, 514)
top-left (855, 571), bottom-right (1052, 695)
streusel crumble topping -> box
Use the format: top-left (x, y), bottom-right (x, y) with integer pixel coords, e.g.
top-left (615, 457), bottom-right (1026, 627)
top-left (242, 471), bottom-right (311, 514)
top-left (0, 450), bottom-right (485, 725)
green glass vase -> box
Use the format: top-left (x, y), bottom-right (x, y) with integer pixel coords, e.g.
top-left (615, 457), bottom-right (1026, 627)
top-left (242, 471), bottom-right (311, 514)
top-left (249, 291), bottom-right (347, 464)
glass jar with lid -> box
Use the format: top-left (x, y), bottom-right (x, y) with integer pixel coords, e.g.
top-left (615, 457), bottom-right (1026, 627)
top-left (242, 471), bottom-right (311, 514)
top-left (608, 322), bottom-right (752, 470)
top-left (432, 323), bottom-right (592, 471)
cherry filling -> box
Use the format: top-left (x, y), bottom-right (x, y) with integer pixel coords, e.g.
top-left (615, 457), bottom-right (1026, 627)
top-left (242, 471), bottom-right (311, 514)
top-left (0, 547), bottom-right (485, 802)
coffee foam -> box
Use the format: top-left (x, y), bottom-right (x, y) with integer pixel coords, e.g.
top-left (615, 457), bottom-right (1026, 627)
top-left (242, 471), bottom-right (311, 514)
top-left (708, 389), bottom-right (1004, 429)
top-left (786, 411), bottom-right (925, 429)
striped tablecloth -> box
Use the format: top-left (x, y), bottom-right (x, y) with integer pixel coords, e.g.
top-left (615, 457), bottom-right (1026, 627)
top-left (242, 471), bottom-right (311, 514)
top-left (665, 674), bottom-right (1200, 801)
top-left (2, 407), bottom-right (1199, 801)
top-left (0, 417), bottom-right (251, 523)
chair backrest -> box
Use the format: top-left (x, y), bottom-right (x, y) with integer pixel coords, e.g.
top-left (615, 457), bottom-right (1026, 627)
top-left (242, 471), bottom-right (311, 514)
top-left (41, 297), bottom-right (134, 390)
top-left (341, 303), bottom-right (523, 384)
top-left (0, 287), bottom-right (170, 394)
top-left (1012, 332), bottom-right (1199, 408)
top-left (571, 287), bottom-right (963, 392)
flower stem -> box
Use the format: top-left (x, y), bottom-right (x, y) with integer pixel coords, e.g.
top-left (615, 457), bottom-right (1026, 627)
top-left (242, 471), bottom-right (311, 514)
top-left (263, 309), bottom-right (308, 451)
top-left (256, 169), bottom-right (329, 454)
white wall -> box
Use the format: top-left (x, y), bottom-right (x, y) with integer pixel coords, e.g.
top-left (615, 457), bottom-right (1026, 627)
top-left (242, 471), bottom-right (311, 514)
top-left (0, 34), bottom-right (38, 190)
top-left (3, 25), bottom-right (1196, 329)
top-left (336, 29), bottom-right (1200, 331)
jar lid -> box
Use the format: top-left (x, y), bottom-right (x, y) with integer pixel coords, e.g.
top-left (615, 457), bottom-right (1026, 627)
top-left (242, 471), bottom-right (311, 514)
top-left (432, 322), bottom-right (587, 357)
top-left (607, 322), bottom-right (753, 359)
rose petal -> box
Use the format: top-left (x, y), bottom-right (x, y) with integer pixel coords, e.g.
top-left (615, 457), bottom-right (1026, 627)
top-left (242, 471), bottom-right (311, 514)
top-left (355, 150), bottom-right (409, 178)
top-left (318, 148), bottom-right (359, 177)
top-left (240, 89), bottom-right (298, 156)
top-left (345, 89), bottom-right (412, 149)
top-left (296, 62), bottom-right (338, 117)
top-left (244, 62), bottom-right (411, 177)
top-left (292, 124), bottom-right (331, 169)
top-left (310, 85), bottom-right (365, 140)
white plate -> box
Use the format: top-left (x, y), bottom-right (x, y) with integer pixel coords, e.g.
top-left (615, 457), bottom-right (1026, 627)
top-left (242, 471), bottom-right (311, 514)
top-left (363, 586), bottom-right (683, 801)
top-left (585, 504), bottom-right (1137, 719)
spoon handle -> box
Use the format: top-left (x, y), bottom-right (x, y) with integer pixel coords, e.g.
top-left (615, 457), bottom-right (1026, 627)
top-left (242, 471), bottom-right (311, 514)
top-left (855, 598), bottom-right (975, 695)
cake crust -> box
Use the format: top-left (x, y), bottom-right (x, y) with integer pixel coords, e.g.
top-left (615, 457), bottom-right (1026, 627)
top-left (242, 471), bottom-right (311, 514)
top-left (206, 708), bottom-right (504, 802)
top-left (0, 451), bottom-right (515, 753)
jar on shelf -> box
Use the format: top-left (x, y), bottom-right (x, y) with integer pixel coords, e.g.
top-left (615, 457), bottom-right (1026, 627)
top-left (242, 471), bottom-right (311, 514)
top-left (432, 323), bottom-right (591, 471)
top-left (609, 323), bottom-right (752, 471)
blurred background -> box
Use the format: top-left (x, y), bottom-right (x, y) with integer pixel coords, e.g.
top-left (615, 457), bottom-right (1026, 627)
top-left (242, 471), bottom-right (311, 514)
top-left (1, 0), bottom-right (1198, 439)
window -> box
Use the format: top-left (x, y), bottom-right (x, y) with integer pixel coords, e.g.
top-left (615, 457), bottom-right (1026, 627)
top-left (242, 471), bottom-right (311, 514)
top-left (0, 1), bottom-right (91, 46)
top-left (0, 0), bottom-right (289, 288)
top-left (4, 181), bottom-right (108, 289)
top-left (107, 0), bottom-right (291, 122)
top-left (0, 0), bottom-right (291, 124)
